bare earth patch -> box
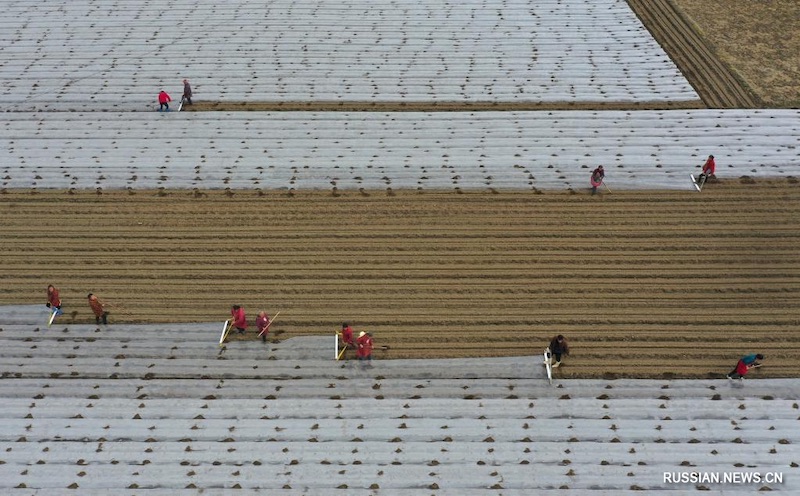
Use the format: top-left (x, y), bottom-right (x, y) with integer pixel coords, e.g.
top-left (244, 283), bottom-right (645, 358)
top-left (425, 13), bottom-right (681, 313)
top-left (671, 0), bottom-right (800, 107)
top-left (1, 181), bottom-right (798, 379)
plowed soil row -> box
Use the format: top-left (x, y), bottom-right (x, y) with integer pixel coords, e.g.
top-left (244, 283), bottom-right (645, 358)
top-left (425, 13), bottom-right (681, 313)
top-left (1, 181), bottom-right (798, 378)
top-left (627, 0), bottom-right (758, 108)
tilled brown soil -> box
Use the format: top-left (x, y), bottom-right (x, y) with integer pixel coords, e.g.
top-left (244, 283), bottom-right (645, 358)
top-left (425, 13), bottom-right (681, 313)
top-left (627, 0), bottom-right (758, 108)
top-left (670, 0), bottom-right (800, 107)
top-left (1, 180), bottom-right (798, 378)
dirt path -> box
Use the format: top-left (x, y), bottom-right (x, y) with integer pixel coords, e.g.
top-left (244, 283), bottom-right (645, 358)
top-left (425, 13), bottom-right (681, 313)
top-left (1, 180), bottom-right (798, 378)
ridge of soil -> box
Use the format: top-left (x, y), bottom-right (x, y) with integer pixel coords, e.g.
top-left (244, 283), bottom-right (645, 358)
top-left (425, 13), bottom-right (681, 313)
top-left (1, 180), bottom-right (798, 379)
top-left (626, 0), bottom-right (759, 108)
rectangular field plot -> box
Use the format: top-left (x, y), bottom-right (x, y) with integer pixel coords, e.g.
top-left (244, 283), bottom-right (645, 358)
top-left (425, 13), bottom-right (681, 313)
top-left (1, 109), bottom-right (797, 191)
top-left (0, 0), bottom-right (697, 111)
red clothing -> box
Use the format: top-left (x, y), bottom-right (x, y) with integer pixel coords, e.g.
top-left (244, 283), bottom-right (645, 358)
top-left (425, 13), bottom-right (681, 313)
top-left (702, 156), bottom-right (716, 175)
top-left (231, 307), bottom-right (248, 329)
top-left (590, 167), bottom-right (604, 187)
top-left (341, 326), bottom-right (355, 346)
top-left (256, 314), bottom-right (270, 335)
top-left (735, 360), bottom-right (750, 376)
top-left (47, 287), bottom-right (61, 307)
top-left (88, 296), bottom-right (105, 317)
top-left (357, 333), bottom-right (374, 358)
top-left (158, 91), bottom-right (171, 104)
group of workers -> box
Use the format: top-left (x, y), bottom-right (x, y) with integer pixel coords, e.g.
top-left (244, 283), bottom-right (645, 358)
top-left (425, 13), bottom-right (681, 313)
top-left (340, 323), bottom-right (374, 367)
top-left (230, 305), bottom-right (274, 343)
top-left (544, 333), bottom-right (764, 381)
top-left (47, 284), bottom-right (109, 325)
top-left (590, 155), bottom-right (716, 194)
top-left (44, 285), bottom-right (763, 379)
top-left (157, 79), bottom-right (192, 111)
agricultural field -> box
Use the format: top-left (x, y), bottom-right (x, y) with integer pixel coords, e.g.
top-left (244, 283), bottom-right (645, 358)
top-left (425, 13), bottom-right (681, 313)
top-left (1, 1), bottom-right (799, 493)
top-left (670, 0), bottom-right (800, 107)
top-left (2, 179), bottom-right (798, 379)
top-left (1, 0), bottom-right (798, 379)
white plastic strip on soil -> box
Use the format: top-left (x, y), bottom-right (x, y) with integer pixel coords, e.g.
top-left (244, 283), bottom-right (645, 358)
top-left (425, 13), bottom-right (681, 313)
top-left (1, 110), bottom-right (798, 191)
top-left (0, 0), bottom-right (697, 111)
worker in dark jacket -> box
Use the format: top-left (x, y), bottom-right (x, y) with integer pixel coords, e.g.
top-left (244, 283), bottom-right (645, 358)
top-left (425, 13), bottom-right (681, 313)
top-left (548, 335), bottom-right (570, 368)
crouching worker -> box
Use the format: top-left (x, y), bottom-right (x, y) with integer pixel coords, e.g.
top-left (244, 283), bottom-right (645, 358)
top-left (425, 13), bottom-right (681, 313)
top-left (87, 293), bottom-right (109, 324)
top-left (727, 353), bottom-right (763, 380)
top-left (698, 154), bottom-right (715, 187)
top-left (548, 335), bottom-right (570, 368)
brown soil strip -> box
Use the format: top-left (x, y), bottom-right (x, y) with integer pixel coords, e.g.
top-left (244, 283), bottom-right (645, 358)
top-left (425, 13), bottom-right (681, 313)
top-left (1, 180), bottom-right (798, 379)
top-left (626, 0), bottom-right (759, 108)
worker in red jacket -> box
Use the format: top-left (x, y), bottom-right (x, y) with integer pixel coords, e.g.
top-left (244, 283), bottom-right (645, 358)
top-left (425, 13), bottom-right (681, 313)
top-left (158, 90), bottom-right (171, 111)
top-left (87, 293), bottom-right (109, 325)
top-left (341, 322), bottom-right (355, 348)
top-left (231, 305), bottom-right (248, 334)
top-left (590, 165), bottom-right (604, 196)
top-left (46, 285), bottom-right (63, 315)
top-left (698, 155), bottom-right (715, 186)
top-left (256, 311), bottom-right (271, 342)
top-left (357, 331), bottom-right (374, 368)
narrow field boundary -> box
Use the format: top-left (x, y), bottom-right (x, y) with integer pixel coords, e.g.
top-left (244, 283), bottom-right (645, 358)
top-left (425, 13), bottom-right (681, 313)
top-left (185, 100), bottom-right (705, 113)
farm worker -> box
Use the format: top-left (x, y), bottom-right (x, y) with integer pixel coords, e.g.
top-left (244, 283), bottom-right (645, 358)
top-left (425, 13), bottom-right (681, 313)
top-left (341, 322), bottom-right (355, 348)
top-left (46, 285), bottom-right (63, 315)
top-left (158, 90), bottom-right (171, 111)
top-left (256, 310), bottom-right (270, 342)
top-left (698, 154), bottom-right (716, 184)
top-left (727, 353), bottom-right (764, 380)
top-left (182, 79), bottom-right (192, 105)
top-left (357, 331), bottom-right (374, 368)
top-left (231, 305), bottom-right (248, 334)
top-left (548, 335), bottom-right (570, 368)
top-left (87, 293), bottom-right (109, 324)
top-left (590, 165), bottom-right (604, 195)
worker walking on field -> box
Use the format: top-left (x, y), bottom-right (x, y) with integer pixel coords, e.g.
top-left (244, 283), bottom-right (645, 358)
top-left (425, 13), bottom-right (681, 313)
top-left (158, 90), bottom-right (171, 111)
top-left (87, 293), bottom-right (109, 325)
top-left (231, 305), bottom-right (248, 335)
top-left (727, 353), bottom-right (764, 380)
